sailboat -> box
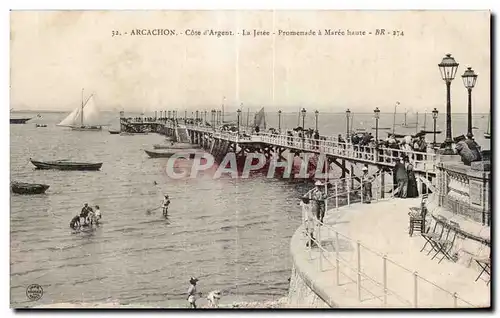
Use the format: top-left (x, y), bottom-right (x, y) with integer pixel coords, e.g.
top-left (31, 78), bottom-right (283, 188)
top-left (484, 114), bottom-right (491, 139)
top-left (57, 90), bottom-right (105, 131)
top-left (254, 107), bottom-right (267, 130)
top-left (401, 109), bottom-right (417, 128)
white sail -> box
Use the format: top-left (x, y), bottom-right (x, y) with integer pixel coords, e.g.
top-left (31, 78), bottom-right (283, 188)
top-left (57, 94), bottom-right (105, 127)
top-left (81, 95), bottom-right (104, 126)
top-left (57, 106), bottom-right (82, 127)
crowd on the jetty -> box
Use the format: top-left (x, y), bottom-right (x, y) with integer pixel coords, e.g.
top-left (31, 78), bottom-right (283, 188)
top-left (126, 116), bottom-right (484, 167)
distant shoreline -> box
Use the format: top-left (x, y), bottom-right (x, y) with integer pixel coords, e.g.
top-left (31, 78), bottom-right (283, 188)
top-left (10, 110), bottom-right (489, 115)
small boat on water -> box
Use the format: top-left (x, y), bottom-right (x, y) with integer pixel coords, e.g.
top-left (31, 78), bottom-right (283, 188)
top-left (36, 124), bottom-right (47, 128)
top-left (484, 115), bottom-right (491, 139)
top-left (145, 149), bottom-right (203, 159)
top-left (11, 182), bottom-right (50, 195)
top-left (109, 129), bottom-right (120, 134)
top-left (30, 158), bottom-right (103, 171)
top-left (153, 143), bottom-right (200, 150)
top-left (120, 132), bottom-right (148, 136)
top-left (10, 118), bottom-right (32, 124)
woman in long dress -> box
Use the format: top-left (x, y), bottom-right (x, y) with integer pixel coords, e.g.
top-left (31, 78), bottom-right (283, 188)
top-left (406, 163), bottom-right (419, 198)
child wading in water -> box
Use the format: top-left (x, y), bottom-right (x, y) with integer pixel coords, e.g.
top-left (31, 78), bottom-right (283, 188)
top-left (187, 277), bottom-right (201, 308)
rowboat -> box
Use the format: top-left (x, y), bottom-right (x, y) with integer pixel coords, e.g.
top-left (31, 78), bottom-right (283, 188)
top-left (30, 159), bottom-right (103, 171)
top-left (10, 118), bottom-right (32, 124)
top-left (120, 132), bottom-right (148, 136)
top-left (153, 143), bottom-right (200, 150)
top-left (109, 130), bottom-right (120, 134)
top-left (144, 149), bottom-right (203, 159)
top-left (36, 124), bottom-right (47, 128)
top-left (11, 182), bottom-right (50, 195)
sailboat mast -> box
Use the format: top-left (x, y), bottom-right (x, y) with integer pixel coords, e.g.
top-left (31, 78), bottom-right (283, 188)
top-left (81, 88), bottom-right (84, 127)
top-left (246, 108), bottom-right (249, 129)
top-left (415, 112), bottom-right (419, 134)
top-left (404, 110), bottom-right (407, 126)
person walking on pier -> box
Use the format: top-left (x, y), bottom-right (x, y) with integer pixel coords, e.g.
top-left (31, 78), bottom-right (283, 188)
top-left (311, 180), bottom-right (327, 223)
top-left (406, 162), bottom-right (419, 198)
top-left (300, 197), bottom-right (317, 248)
top-left (361, 167), bottom-right (374, 203)
top-left (393, 157), bottom-right (408, 198)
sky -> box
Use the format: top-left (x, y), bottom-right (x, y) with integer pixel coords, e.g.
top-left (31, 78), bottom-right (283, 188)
top-left (10, 10), bottom-right (491, 113)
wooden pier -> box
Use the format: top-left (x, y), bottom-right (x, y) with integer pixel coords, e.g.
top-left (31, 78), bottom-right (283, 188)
top-left (148, 119), bottom-right (442, 195)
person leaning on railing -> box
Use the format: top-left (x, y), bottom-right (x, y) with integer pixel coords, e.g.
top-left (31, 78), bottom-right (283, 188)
top-left (300, 197), bottom-right (317, 248)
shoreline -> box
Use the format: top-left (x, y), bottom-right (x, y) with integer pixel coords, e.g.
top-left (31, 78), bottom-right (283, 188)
top-left (32, 297), bottom-right (289, 309)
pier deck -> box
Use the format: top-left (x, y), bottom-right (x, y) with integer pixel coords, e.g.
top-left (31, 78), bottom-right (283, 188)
top-left (184, 125), bottom-right (439, 175)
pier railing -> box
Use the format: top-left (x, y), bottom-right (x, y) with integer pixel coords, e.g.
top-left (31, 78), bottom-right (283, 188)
top-left (300, 177), bottom-right (476, 308)
top-left (185, 125), bottom-right (438, 173)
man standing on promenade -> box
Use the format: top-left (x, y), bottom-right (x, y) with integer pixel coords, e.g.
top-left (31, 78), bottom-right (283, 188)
top-left (311, 180), bottom-right (327, 223)
top-left (361, 166), bottom-right (374, 203)
top-left (393, 157), bottom-right (408, 198)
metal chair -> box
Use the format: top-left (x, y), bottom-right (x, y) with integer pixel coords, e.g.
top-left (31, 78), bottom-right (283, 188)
top-left (420, 215), bottom-right (448, 255)
top-left (473, 253), bottom-right (491, 285)
top-left (431, 221), bottom-right (460, 263)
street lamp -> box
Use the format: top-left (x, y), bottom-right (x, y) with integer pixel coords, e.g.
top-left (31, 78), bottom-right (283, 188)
top-left (301, 108), bottom-right (306, 148)
top-left (432, 108), bottom-right (439, 148)
top-left (278, 110), bottom-right (282, 133)
top-left (374, 107), bottom-right (380, 145)
top-left (438, 53), bottom-right (459, 154)
top-left (462, 66), bottom-right (478, 139)
top-left (346, 109), bottom-right (352, 140)
top-left (195, 110), bottom-right (199, 123)
top-left (315, 110), bottom-right (319, 131)
top-left (301, 108), bottom-right (306, 128)
top-left (237, 109), bottom-right (242, 134)
top-left (204, 110), bottom-right (207, 125)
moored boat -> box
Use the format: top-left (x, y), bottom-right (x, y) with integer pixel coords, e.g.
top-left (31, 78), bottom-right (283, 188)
top-left (109, 129), bottom-right (120, 134)
top-left (153, 143), bottom-right (200, 150)
top-left (120, 132), bottom-right (148, 136)
top-left (11, 182), bottom-right (50, 195)
top-left (144, 149), bottom-right (203, 159)
top-left (10, 118), bottom-right (32, 124)
top-left (30, 158), bottom-right (103, 171)
top-left (36, 124), bottom-right (47, 128)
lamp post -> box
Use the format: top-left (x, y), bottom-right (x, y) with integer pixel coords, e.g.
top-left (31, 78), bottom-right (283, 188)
top-left (301, 108), bottom-right (306, 148)
top-left (374, 107), bottom-right (380, 145)
top-left (432, 108), bottom-right (439, 148)
top-left (278, 110), bottom-right (282, 133)
top-left (438, 53), bottom-right (459, 155)
top-left (211, 110), bottom-right (215, 129)
top-left (461, 66), bottom-right (478, 139)
top-left (237, 109), bottom-right (242, 135)
top-left (346, 109), bottom-right (351, 140)
top-left (315, 110), bottom-right (319, 131)
top-left (222, 96), bottom-right (226, 124)
top-left (204, 110), bottom-right (207, 125)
